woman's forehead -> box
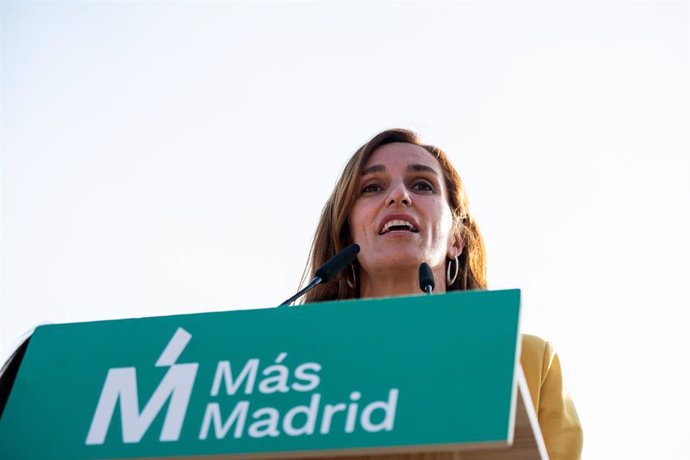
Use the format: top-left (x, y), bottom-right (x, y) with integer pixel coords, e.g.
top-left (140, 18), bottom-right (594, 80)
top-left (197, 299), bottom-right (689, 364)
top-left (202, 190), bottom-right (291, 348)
top-left (364, 142), bottom-right (442, 172)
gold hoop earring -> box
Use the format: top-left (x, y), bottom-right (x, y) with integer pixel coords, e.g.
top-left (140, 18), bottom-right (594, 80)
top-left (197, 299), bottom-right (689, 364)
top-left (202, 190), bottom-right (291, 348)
top-left (446, 256), bottom-right (459, 286)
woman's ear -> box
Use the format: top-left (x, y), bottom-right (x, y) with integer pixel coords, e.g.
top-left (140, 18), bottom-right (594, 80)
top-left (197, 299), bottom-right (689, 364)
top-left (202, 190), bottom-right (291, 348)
top-left (447, 230), bottom-right (464, 260)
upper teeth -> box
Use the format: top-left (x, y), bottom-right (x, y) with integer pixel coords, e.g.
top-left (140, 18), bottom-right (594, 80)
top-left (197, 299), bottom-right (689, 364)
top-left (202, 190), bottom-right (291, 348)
top-left (381, 219), bottom-right (416, 233)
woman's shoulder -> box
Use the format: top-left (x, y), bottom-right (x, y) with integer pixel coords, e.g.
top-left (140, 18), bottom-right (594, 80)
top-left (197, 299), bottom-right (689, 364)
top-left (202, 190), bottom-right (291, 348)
top-left (519, 334), bottom-right (583, 460)
top-left (521, 333), bottom-right (552, 356)
top-left (520, 334), bottom-right (554, 379)
top-left (519, 334), bottom-right (567, 416)
top-left (519, 334), bottom-right (552, 410)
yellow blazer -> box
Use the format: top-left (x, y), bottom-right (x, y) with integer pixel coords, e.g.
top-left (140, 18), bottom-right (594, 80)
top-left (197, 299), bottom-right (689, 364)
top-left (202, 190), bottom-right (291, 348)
top-left (521, 335), bottom-right (583, 460)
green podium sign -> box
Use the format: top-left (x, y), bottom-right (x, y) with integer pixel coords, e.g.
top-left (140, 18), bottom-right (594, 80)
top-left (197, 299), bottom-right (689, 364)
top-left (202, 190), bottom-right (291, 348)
top-left (0, 289), bottom-right (521, 459)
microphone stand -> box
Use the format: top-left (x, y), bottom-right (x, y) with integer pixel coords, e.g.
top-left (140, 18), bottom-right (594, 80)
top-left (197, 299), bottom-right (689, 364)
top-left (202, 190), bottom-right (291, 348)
top-left (278, 276), bottom-right (322, 307)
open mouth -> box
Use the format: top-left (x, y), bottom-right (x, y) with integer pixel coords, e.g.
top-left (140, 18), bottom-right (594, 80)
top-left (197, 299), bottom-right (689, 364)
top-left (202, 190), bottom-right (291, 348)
top-left (379, 219), bottom-right (420, 235)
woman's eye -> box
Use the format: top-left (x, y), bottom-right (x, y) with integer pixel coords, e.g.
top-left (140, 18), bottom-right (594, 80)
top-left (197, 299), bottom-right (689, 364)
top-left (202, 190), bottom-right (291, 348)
top-left (361, 183), bottom-right (382, 194)
top-left (412, 181), bottom-right (434, 192)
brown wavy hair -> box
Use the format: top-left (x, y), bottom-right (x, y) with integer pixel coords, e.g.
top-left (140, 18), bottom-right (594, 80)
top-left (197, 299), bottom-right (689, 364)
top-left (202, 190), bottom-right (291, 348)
top-left (302, 128), bottom-right (486, 303)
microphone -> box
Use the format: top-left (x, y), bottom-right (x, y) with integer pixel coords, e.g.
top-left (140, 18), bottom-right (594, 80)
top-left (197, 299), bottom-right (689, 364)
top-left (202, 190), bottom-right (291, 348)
top-left (314, 243), bottom-right (360, 284)
top-left (419, 262), bottom-right (435, 295)
top-left (279, 243), bottom-right (360, 306)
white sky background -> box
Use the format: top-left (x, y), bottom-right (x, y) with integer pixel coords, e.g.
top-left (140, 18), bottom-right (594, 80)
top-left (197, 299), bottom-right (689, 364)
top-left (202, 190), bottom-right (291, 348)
top-left (1, 1), bottom-right (689, 458)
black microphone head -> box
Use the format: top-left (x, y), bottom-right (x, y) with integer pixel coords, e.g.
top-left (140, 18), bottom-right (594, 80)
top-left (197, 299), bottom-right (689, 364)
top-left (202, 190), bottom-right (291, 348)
top-left (314, 243), bottom-right (360, 283)
top-left (419, 262), bottom-right (435, 293)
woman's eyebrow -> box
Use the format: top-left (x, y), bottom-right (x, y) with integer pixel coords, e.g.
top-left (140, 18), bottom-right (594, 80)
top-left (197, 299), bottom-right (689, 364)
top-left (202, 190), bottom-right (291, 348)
top-left (408, 164), bottom-right (440, 175)
top-left (361, 164), bottom-right (439, 176)
top-left (361, 164), bottom-right (386, 176)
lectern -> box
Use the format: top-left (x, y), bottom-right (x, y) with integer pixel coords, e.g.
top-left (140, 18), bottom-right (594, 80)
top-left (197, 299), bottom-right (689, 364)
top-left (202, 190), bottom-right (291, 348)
top-left (0, 289), bottom-right (548, 459)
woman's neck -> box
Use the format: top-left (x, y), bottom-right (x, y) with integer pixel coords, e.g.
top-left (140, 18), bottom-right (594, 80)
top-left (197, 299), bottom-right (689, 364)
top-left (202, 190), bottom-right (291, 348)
top-left (359, 266), bottom-right (447, 299)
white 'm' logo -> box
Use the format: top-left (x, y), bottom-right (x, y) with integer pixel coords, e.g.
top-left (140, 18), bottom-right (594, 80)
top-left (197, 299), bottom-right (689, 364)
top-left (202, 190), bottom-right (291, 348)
top-left (85, 328), bottom-right (198, 445)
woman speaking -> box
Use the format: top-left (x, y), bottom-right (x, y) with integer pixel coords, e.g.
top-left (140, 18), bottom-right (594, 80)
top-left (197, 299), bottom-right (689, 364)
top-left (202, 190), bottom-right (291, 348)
top-left (303, 128), bottom-right (583, 459)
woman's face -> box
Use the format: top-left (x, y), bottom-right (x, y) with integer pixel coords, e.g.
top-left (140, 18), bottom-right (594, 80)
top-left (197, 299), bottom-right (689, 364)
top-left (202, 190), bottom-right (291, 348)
top-left (348, 142), bottom-right (461, 276)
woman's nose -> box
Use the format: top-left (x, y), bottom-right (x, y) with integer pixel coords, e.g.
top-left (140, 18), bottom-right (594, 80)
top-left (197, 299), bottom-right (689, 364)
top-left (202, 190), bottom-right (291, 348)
top-left (386, 182), bottom-right (411, 207)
